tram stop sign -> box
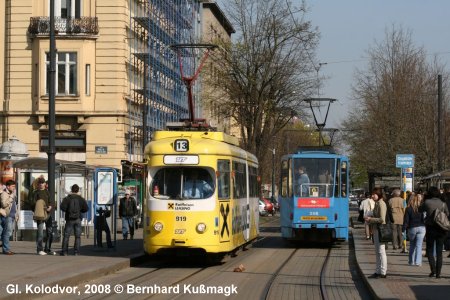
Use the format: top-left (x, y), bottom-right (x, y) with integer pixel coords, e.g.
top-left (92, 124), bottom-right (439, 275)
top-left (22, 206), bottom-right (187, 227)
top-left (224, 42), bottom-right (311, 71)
top-left (396, 154), bottom-right (415, 168)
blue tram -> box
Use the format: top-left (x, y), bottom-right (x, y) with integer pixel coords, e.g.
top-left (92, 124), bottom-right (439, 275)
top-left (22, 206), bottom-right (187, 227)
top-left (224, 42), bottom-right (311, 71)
top-left (279, 147), bottom-right (349, 243)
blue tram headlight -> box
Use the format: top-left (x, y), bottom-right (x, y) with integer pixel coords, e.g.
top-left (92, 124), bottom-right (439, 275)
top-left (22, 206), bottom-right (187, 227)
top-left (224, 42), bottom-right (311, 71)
top-left (153, 222), bottom-right (163, 232)
top-left (196, 223), bottom-right (207, 233)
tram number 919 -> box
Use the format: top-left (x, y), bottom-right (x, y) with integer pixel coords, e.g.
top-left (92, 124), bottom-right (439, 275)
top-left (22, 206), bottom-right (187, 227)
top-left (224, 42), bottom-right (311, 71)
top-left (176, 216), bottom-right (187, 221)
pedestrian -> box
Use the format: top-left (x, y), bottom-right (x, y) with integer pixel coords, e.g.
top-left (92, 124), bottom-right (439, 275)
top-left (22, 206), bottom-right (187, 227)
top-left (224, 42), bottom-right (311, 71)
top-left (0, 180), bottom-right (17, 255)
top-left (32, 177), bottom-right (56, 255)
top-left (419, 186), bottom-right (449, 278)
top-left (119, 190), bottom-right (137, 240)
top-left (60, 184), bottom-right (89, 256)
top-left (441, 187), bottom-right (450, 254)
top-left (6, 186), bottom-right (18, 241)
top-left (359, 192), bottom-right (375, 240)
top-left (403, 192), bottom-right (426, 266)
top-left (389, 189), bottom-right (405, 250)
top-left (365, 187), bottom-right (388, 278)
top-left (95, 205), bottom-right (113, 248)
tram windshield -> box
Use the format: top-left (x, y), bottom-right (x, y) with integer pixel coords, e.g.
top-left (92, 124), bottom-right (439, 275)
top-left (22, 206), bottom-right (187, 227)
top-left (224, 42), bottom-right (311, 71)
top-left (151, 167), bottom-right (215, 200)
top-left (293, 158), bottom-right (335, 197)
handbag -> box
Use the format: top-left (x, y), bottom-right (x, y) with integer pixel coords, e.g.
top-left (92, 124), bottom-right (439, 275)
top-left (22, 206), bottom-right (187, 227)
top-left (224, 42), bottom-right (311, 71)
top-left (357, 210), bottom-right (364, 223)
top-left (378, 222), bottom-right (393, 242)
top-left (429, 203), bottom-right (450, 231)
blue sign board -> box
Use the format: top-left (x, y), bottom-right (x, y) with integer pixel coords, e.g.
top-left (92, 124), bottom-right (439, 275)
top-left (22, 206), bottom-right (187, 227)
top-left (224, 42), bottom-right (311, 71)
top-left (396, 154), bottom-right (415, 168)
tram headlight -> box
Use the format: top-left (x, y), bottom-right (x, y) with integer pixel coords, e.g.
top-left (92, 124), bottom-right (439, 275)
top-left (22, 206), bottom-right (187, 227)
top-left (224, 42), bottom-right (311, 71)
top-left (196, 223), bottom-right (207, 233)
top-left (153, 222), bottom-right (163, 232)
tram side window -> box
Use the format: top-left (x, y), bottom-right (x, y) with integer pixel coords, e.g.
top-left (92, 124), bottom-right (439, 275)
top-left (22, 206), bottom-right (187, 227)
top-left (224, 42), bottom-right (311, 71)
top-left (341, 161), bottom-right (348, 197)
top-left (249, 166), bottom-right (258, 198)
top-left (218, 160), bottom-right (230, 199)
top-left (233, 161), bottom-right (247, 199)
top-left (281, 160), bottom-right (289, 197)
top-left (334, 160), bottom-right (341, 197)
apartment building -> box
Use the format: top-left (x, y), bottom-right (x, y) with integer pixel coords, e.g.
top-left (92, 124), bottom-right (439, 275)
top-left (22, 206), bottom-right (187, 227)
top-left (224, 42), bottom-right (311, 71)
top-left (0, 0), bottom-right (232, 168)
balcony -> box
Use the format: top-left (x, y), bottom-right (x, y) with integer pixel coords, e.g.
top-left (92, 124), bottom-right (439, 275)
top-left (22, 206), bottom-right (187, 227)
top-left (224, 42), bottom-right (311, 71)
top-left (28, 17), bottom-right (99, 37)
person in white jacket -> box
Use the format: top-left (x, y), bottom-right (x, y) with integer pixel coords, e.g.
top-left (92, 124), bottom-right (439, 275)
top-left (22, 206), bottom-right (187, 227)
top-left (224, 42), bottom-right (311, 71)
top-left (360, 192), bottom-right (375, 239)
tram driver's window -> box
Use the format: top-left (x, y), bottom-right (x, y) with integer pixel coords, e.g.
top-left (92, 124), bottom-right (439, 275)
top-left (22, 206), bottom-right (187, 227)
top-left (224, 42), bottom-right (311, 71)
top-left (182, 168), bottom-right (214, 199)
top-left (151, 168), bottom-right (181, 200)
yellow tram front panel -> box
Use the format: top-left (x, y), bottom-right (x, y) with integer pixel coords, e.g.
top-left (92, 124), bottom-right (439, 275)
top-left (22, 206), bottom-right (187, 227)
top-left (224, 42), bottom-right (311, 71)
top-left (143, 130), bottom-right (259, 256)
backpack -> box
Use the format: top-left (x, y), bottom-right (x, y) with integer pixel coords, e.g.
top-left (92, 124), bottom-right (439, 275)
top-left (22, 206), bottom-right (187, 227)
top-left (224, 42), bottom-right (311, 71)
top-left (68, 196), bottom-right (81, 220)
top-left (427, 203), bottom-right (450, 231)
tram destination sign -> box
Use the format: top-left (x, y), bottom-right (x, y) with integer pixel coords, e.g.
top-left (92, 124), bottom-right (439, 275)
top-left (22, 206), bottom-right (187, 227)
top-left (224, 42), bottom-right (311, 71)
top-left (164, 155), bottom-right (199, 165)
top-left (396, 154), bottom-right (414, 168)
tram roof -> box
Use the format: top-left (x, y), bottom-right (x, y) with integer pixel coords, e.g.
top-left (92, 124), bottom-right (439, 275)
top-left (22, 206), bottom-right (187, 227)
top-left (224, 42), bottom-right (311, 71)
top-left (152, 130), bottom-right (240, 146)
top-left (146, 130), bottom-right (257, 163)
top-left (13, 157), bottom-right (96, 173)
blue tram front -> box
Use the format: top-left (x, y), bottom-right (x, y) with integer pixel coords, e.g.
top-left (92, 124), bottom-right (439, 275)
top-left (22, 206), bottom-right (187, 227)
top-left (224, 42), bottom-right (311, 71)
top-left (279, 148), bottom-right (349, 243)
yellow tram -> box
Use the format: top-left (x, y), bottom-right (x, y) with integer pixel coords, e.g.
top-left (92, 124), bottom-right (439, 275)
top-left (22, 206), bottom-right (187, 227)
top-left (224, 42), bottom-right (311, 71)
top-left (143, 124), bottom-right (259, 257)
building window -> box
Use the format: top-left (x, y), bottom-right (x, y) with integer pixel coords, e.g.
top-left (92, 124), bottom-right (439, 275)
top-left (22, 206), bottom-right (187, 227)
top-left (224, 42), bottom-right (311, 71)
top-left (85, 64), bottom-right (90, 96)
top-left (45, 52), bottom-right (77, 96)
top-left (53, 0), bottom-right (82, 18)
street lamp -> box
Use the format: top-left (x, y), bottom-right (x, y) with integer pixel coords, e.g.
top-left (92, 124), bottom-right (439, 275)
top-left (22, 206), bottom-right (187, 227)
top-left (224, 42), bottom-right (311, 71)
top-left (271, 147), bottom-right (275, 204)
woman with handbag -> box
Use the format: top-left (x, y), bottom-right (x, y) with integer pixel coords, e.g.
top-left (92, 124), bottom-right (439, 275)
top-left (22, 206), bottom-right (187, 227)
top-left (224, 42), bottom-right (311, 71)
top-left (365, 187), bottom-right (388, 278)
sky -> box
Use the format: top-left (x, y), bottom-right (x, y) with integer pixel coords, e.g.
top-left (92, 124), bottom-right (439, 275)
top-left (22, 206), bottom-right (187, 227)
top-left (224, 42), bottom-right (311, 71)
top-left (216, 0), bottom-right (450, 128)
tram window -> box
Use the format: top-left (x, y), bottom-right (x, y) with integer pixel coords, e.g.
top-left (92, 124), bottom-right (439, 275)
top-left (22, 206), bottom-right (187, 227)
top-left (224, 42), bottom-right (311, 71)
top-left (293, 158), bottom-right (335, 197)
top-left (341, 161), bottom-right (348, 197)
top-left (281, 160), bottom-right (289, 197)
top-left (151, 168), bottom-right (214, 200)
top-left (233, 161), bottom-right (247, 199)
top-left (334, 160), bottom-right (341, 197)
top-left (249, 166), bottom-right (258, 198)
top-left (218, 160), bottom-right (230, 199)
top-left (182, 168), bottom-right (214, 199)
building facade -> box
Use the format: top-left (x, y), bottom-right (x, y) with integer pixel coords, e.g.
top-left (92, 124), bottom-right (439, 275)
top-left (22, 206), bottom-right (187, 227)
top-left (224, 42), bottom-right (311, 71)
top-left (0, 0), bottom-right (232, 168)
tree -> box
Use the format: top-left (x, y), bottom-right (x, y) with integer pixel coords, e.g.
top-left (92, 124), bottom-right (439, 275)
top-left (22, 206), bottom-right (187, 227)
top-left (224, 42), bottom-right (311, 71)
top-left (203, 0), bottom-right (320, 169)
top-left (343, 25), bottom-right (450, 184)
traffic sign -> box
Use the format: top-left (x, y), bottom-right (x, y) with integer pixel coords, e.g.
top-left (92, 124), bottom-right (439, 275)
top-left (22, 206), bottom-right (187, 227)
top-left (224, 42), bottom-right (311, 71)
top-left (396, 154), bottom-right (415, 168)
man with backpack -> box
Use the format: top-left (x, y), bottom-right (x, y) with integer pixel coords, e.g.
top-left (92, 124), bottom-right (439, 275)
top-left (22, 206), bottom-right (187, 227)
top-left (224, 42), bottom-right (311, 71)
top-left (420, 186), bottom-right (449, 279)
top-left (60, 184), bottom-right (88, 256)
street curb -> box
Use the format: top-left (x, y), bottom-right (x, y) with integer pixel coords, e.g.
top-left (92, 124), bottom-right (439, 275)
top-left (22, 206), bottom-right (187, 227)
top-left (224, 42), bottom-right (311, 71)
top-left (349, 230), bottom-right (380, 300)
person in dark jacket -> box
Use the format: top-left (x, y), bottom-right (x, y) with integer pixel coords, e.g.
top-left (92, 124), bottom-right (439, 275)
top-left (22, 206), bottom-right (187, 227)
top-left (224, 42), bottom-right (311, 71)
top-left (32, 177), bottom-right (55, 255)
top-left (95, 205), bottom-right (113, 248)
top-left (119, 190), bottom-right (137, 240)
top-left (60, 184), bottom-right (88, 256)
top-left (403, 192), bottom-right (426, 266)
top-left (419, 186), bottom-right (449, 278)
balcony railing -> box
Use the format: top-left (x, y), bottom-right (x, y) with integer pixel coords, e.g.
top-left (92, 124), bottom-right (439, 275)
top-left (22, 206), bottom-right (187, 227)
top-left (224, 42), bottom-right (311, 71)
top-left (28, 17), bottom-right (99, 36)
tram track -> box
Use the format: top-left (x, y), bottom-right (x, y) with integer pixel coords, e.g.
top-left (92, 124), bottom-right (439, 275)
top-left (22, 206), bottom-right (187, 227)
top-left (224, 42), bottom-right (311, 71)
top-left (263, 245), bottom-right (333, 300)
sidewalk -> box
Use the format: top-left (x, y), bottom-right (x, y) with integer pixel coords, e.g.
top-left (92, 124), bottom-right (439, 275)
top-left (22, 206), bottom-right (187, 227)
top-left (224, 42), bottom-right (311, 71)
top-left (352, 220), bottom-right (450, 300)
top-left (0, 229), bottom-right (146, 300)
